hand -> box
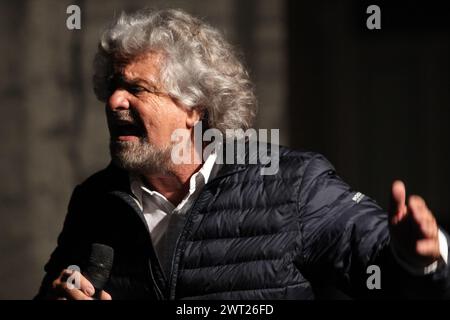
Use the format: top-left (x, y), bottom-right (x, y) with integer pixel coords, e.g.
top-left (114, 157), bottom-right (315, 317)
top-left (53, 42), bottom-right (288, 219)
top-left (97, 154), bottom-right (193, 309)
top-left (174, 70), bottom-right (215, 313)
top-left (389, 180), bottom-right (441, 268)
top-left (50, 268), bottom-right (112, 300)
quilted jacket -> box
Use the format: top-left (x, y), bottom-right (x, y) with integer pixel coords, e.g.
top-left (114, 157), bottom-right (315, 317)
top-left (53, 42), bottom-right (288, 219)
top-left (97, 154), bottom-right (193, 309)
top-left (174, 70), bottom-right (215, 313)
top-left (36, 146), bottom-right (450, 299)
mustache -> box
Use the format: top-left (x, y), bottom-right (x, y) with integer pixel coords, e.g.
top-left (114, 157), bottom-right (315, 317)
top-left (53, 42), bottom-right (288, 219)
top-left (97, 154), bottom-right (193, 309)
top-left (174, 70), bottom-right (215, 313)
top-left (108, 110), bottom-right (138, 124)
top-left (108, 110), bottom-right (146, 128)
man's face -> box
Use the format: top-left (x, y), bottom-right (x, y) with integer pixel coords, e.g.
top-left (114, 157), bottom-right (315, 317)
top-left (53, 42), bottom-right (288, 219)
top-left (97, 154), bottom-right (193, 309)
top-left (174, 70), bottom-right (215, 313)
top-left (106, 52), bottom-right (199, 174)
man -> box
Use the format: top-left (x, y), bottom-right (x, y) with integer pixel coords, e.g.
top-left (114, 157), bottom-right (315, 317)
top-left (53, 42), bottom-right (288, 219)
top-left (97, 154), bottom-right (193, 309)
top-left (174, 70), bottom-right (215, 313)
top-left (36, 8), bottom-right (449, 300)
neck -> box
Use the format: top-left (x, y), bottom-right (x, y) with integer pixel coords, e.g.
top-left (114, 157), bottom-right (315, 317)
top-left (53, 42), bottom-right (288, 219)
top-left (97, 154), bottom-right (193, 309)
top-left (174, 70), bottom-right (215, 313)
top-left (141, 162), bottom-right (202, 206)
top-left (139, 140), bottom-right (207, 206)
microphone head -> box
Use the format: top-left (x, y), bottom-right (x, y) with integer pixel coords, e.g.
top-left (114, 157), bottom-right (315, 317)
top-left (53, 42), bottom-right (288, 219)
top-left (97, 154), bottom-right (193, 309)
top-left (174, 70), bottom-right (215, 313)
top-left (84, 243), bottom-right (114, 290)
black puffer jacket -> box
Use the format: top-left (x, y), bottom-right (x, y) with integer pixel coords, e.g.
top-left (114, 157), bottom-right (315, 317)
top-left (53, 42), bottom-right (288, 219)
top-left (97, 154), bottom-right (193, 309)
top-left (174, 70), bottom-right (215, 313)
top-left (36, 146), bottom-right (450, 299)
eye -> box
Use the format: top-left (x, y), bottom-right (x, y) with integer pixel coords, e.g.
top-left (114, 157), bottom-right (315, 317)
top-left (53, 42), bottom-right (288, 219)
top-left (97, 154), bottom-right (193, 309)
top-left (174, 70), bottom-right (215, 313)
top-left (128, 85), bottom-right (148, 95)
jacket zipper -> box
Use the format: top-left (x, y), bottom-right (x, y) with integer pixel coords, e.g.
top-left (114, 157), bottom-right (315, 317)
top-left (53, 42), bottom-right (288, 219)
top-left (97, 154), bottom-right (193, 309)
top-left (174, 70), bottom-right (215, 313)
top-left (167, 180), bottom-right (222, 299)
top-left (167, 194), bottom-right (203, 299)
top-left (166, 167), bottom-right (246, 299)
top-left (110, 191), bottom-right (166, 300)
top-left (148, 260), bottom-right (164, 300)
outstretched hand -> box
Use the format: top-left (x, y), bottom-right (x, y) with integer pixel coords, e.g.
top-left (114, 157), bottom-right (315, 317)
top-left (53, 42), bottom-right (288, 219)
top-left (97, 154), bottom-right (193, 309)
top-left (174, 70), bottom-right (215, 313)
top-left (389, 180), bottom-right (441, 268)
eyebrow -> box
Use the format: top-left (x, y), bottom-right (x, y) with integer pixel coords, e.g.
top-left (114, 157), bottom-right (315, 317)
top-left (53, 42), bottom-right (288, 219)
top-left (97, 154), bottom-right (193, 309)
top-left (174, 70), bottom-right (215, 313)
top-left (112, 74), bottom-right (159, 89)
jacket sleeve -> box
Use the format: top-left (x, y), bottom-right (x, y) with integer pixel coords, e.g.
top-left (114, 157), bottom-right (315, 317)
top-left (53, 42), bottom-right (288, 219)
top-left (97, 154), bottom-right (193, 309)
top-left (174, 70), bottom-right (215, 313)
top-left (298, 154), bottom-right (450, 299)
top-left (34, 185), bottom-right (92, 299)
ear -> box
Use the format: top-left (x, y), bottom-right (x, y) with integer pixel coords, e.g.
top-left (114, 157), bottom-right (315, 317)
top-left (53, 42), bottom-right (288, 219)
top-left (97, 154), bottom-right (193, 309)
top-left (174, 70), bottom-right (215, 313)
top-left (185, 107), bottom-right (203, 129)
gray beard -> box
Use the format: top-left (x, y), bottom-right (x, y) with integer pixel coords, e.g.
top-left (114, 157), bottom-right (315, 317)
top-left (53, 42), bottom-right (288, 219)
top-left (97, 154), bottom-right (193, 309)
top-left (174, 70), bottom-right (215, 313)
top-left (109, 137), bottom-right (172, 175)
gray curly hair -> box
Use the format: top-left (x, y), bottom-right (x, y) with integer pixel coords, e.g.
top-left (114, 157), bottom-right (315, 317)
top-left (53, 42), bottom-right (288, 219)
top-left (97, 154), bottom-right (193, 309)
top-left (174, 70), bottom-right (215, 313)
top-left (93, 8), bottom-right (257, 135)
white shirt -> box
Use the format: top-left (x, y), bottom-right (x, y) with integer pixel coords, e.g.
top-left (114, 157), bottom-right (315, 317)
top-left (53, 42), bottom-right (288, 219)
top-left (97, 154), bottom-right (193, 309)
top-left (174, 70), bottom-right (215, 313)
top-left (129, 151), bottom-right (220, 275)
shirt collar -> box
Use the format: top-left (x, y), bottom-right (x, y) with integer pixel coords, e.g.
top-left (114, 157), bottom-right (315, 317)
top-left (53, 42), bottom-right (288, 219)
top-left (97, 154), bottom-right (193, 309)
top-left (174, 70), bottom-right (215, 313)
top-left (129, 149), bottom-right (220, 212)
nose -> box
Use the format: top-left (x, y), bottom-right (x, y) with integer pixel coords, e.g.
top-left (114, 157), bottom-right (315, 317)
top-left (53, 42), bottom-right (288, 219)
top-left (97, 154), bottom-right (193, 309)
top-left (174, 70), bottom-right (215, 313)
top-left (107, 89), bottom-right (130, 111)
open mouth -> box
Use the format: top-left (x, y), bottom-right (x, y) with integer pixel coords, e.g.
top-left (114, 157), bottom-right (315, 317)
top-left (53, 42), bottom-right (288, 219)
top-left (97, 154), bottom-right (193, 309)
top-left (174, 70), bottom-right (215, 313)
top-left (110, 120), bottom-right (143, 141)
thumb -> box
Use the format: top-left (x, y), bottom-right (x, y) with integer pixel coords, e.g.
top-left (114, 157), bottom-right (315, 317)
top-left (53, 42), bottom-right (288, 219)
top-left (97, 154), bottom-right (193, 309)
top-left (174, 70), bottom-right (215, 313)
top-left (99, 290), bottom-right (112, 300)
top-left (389, 180), bottom-right (407, 224)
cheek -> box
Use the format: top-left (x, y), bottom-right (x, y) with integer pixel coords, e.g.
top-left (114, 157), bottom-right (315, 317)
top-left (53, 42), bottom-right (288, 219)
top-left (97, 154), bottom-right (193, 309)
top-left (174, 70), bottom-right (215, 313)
top-left (137, 97), bottom-right (188, 141)
top-left (154, 97), bottom-right (188, 127)
top-left (136, 97), bottom-right (162, 127)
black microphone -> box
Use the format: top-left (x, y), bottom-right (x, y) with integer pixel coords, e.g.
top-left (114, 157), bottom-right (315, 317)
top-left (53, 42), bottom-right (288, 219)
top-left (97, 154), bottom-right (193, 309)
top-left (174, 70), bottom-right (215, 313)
top-left (83, 243), bottom-right (114, 299)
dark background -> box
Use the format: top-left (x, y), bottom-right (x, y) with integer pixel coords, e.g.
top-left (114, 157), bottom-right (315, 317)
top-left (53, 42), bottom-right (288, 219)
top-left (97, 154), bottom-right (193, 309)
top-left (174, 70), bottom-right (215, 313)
top-left (288, 0), bottom-right (450, 230)
top-left (0, 0), bottom-right (449, 299)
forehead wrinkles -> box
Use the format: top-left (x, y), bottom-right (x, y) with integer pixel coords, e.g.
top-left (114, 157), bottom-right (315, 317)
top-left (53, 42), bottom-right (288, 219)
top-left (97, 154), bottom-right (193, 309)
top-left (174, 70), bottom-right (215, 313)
top-left (116, 52), bottom-right (165, 87)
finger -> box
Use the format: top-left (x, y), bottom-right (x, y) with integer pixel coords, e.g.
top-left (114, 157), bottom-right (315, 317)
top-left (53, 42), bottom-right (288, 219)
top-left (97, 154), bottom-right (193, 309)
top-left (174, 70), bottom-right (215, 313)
top-left (99, 290), bottom-right (112, 300)
top-left (421, 218), bottom-right (438, 239)
top-left (62, 285), bottom-right (94, 300)
top-left (416, 239), bottom-right (440, 259)
top-left (61, 270), bottom-right (96, 297)
top-left (54, 269), bottom-right (96, 300)
top-left (78, 272), bottom-right (96, 297)
top-left (389, 180), bottom-right (407, 224)
top-left (408, 196), bottom-right (437, 237)
top-left (52, 269), bottom-right (74, 295)
top-left (408, 195), bottom-right (427, 217)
